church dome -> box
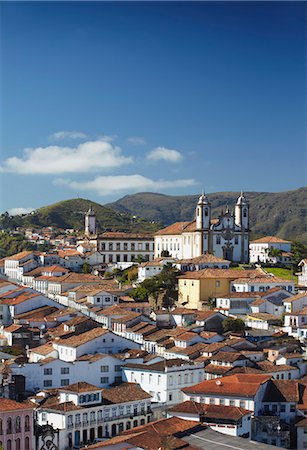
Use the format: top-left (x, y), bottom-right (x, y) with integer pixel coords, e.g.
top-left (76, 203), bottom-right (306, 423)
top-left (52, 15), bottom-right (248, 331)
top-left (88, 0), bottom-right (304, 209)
top-left (198, 193), bottom-right (210, 205)
top-left (236, 191), bottom-right (248, 205)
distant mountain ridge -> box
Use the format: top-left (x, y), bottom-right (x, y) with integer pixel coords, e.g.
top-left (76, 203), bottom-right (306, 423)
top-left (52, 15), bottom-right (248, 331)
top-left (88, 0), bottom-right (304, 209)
top-left (106, 188), bottom-right (307, 243)
top-left (5, 198), bottom-right (159, 234)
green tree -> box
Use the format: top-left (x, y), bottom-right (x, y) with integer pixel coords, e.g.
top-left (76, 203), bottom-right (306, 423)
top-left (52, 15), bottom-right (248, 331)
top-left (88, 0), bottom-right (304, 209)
top-left (131, 265), bottom-right (181, 309)
top-left (268, 248), bottom-right (282, 258)
top-left (222, 317), bottom-right (245, 333)
top-left (82, 262), bottom-right (91, 273)
top-left (292, 241), bottom-right (307, 267)
top-left (161, 250), bottom-right (170, 257)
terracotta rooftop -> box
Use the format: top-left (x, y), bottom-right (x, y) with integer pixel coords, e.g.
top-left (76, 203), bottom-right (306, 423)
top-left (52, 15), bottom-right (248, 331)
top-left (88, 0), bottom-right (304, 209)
top-left (168, 400), bottom-right (251, 421)
top-left (125, 358), bottom-right (196, 372)
top-left (233, 276), bottom-right (292, 284)
top-left (101, 382), bottom-right (151, 404)
top-left (251, 236), bottom-right (291, 244)
top-left (263, 379), bottom-right (304, 403)
top-left (247, 313), bottom-right (281, 322)
top-left (99, 231), bottom-right (153, 239)
top-left (183, 374), bottom-right (272, 397)
top-left (178, 268), bottom-right (266, 280)
top-left (155, 222), bottom-right (192, 235)
top-left (5, 251), bottom-right (33, 261)
top-left (56, 327), bottom-right (108, 348)
top-left (177, 254), bottom-right (230, 264)
top-left (42, 265), bottom-right (70, 273)
top-left (210, 351), bottom-right (247, 363)
top-left (283, 293), bottom-right (307, 303)
top-left (60, 381), bottom-right (101, 393)
top-left (0, 398), bottom-right (34, 411)
top-left (30, 341), bottom-right (55, 355)
top-left (256, 361), bottom-right (298, 373)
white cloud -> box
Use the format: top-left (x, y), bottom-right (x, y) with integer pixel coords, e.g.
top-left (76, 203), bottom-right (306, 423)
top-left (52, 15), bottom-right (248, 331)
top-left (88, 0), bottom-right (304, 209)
top-left (97, 134), bottom-right (118, 142)
top-left (56, 174), bottom-right (197, 196)
top-left (49, 130), bottom-right (88, 141)
top-left (147, 146), bottom-right (183, 163)
top-left (127, 136), bottom-right (146, 145)
top-left (8, 207), bottom-right (35, 216)
top-left (0, 140), bottom-right (133, 174)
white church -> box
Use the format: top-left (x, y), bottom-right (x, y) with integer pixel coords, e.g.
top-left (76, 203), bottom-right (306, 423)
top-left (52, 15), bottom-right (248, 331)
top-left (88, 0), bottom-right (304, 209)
top-left (154, 192), bottom-right (250, 263)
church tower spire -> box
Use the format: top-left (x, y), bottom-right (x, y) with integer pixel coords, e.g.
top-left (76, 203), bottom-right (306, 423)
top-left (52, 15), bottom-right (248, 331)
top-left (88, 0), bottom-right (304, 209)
top-left (85, 206), bottom-right (96, 236)
top-left (196, 192), bottom-right (211, 230)
top-left (235, 191), bottom-right (249, 228)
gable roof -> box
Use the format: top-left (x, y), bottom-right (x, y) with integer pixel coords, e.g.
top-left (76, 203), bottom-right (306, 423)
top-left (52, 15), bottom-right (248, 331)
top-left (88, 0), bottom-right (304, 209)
top-left (101, 382), bottom-right (151, 404)
top-left (168, 400), bottom-right (251, 421)
top-left (56, 327), bottom-right (108, 348)
top-left (251, 236), bottom-right (291, 244)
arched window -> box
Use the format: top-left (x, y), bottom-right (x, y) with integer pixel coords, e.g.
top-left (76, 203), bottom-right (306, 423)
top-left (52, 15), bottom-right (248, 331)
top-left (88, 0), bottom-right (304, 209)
top-left (7, 417), bottom-right (12, 434)
top-left (7, 439), bottom-right (12, 450)
top-left (25, 415), bottom-right (30, 431)
top-left (16, 416), bottom-right (21, 432)
top-left (0, 418), bottom-right (2, 434)
top-left (16, 438), bottom-right (21, 450)
top-left (25, 437), bottom-right (29, 450)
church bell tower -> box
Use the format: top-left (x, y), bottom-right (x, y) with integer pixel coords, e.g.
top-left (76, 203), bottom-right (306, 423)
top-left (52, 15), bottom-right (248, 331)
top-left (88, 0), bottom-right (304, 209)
top-left (85, 207), bottom-right (96, 236)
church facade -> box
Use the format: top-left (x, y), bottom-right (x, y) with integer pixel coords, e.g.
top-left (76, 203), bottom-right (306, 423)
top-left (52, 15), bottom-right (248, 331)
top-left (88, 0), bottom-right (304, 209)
top-left (154, 193), bottom-right (250, 263)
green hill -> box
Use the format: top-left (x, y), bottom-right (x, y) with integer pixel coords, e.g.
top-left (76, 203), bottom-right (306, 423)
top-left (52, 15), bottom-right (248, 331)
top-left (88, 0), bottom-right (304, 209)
top-left (2, 198), bottom-right (159, 234)
top-left (106, 188), bottom-right (307, 243)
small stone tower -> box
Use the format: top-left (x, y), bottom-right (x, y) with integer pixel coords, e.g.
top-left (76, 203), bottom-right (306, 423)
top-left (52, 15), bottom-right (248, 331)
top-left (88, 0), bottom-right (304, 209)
top-left (85, 207), bottom-right (96, 236)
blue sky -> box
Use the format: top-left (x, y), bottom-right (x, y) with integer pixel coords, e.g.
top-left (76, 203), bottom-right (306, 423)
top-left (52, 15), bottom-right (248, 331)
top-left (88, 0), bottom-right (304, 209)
top-left (1, 1), bottom-right (306, 214)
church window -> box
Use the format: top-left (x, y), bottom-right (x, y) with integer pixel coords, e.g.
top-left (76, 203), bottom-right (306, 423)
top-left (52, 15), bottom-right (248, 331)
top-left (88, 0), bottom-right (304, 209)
top-left (205, 208), bottom-right (208, 217)
top-left (243, 209), bottom-right (247, 218)
top-left (216, 236), bottom-right (221, 245)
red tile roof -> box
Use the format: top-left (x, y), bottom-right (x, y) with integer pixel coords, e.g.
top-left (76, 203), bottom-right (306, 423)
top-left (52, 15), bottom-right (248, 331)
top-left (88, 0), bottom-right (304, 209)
top-left (251, 236), bottom-right (291, 244)
top-left (101, 383), bottom-right (151, 404)
top-left (168, 400), bottom-right (251, 421)
top-left (183, 374), bottom-right (271, 397)
top-left (56, 327), bottom-right (108, 348)
top-left (0, 398), bottom-right (34, 411)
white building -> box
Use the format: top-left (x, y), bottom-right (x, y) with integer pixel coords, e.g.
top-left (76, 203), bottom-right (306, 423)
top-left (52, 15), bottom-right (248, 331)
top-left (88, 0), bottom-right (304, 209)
top-left (298, 259), bottom-right (307, 287)
top-left (167, 400), bottom-right (252, 438)
top-left (10, 353), bottom-right (125, 392)
top-left (249, 236), bottom-right (292, 264)
top-left (4, 251), bottom-right (38, 281)
top-left (230, 276), bottom-right (295, 294)
top-left (52, 327), bottom-right (140, 362)
top-left (77, 209), bottom-right (154, 263)
top-left (154, 193), bottom-right (250, 263)
top-left (175, 254), bottom-right (231, 272)
top-left (182, 374), bottom-right (271, 414)
top-left (35, 381), bottom-right (152, 449)
top-left (137, 258), bottom-right (175, 283)
top-left (123, 358), bottom-right (205, 405)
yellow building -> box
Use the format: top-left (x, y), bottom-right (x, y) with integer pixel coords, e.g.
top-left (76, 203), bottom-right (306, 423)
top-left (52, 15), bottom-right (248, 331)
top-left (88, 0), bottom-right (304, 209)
top-left (178, 268), bottom-right (263, 310)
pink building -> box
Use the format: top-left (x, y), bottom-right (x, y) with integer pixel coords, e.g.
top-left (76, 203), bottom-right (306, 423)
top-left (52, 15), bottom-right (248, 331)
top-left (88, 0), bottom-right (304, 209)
top-left (0, 398), bottom-right (34, 450)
